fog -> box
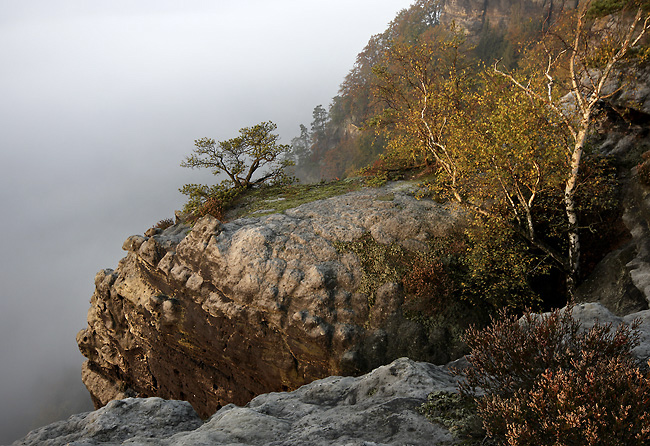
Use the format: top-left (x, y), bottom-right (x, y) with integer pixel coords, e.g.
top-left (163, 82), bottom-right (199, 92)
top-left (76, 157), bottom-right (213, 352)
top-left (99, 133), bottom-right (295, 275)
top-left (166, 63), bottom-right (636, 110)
top-left (0, 1), bottom-right (415, 442)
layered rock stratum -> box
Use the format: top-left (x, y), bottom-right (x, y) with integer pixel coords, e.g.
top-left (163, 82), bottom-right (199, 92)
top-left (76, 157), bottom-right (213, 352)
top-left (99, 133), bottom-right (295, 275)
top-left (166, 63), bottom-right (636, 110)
top-left (14, 303), bottom-right (650, 446)
top-left (76, 183), bottom-right (466, 418)
top-left (11, 358), bottom-right (459, 446)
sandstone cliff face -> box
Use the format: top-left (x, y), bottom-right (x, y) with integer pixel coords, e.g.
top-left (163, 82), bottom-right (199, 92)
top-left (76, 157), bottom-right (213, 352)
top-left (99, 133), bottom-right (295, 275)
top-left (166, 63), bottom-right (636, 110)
top-left (24, 304), bottom-right (650, 446)
top-left (77, 183), bottom-right (465, 418)
top-left (573, 66), bottom-right (650, 314)
top-left (13, 358), bottom-right (459, 446)
top-left (439, 0), bottom-right (578, 34)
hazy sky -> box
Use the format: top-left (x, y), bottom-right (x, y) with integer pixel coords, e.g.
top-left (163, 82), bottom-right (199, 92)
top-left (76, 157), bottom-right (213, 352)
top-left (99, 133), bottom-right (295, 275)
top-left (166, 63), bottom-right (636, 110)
top-left (0, 0), bottom-right (416, 442)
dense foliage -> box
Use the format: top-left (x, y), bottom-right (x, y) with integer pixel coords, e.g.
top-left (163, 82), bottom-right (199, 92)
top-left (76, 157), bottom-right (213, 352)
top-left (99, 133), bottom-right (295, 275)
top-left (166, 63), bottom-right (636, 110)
top-left (371, 0), bottom-right (645, 304)
top-left (460, 308), bottom-right (650, 445)
top-left (173, 2), bottom-right (650, 441)
top-left (291, 0), bottom-right (547, 182)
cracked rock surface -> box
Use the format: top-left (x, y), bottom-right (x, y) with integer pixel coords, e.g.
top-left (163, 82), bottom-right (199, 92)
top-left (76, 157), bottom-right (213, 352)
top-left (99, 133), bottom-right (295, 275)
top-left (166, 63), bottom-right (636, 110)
top-left (76, 183), bottom-right (465, 418)
top-left (12, 358), bottom-right (458, 446)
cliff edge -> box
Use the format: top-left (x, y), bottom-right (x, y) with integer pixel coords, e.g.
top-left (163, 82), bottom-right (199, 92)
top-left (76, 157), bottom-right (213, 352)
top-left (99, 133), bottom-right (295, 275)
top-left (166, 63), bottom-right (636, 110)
top-left (12, 358), bottom-right (459, 446)
top-left (76, 182), bottom-right (466, 418)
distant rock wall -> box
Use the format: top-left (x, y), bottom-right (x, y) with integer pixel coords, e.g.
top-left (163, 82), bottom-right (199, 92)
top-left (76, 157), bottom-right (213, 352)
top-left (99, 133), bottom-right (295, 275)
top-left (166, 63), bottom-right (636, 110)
top-left (439, 0), bottom-right (578, 34)
top-left (76, 183), bottom-right (466, 418)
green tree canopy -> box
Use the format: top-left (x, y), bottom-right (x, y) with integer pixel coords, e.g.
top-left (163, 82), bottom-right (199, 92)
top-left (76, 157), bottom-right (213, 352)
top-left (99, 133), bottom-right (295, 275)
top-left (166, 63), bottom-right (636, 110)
top-left (182, 121), bottom-right (294, 189)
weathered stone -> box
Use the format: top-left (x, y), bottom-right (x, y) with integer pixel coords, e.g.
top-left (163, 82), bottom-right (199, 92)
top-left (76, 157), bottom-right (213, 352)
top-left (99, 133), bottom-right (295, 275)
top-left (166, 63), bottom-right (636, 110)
top-left (144, 227), bottom-right (162, 237)
top-left (12, 397), bottom-right (202, 446)
top-left (550, 303), bottom-right (650, 363)
top-left (93, 269), bottom-right (117, 294)
top-left (578, 172), bottom-right (650, 314)
top-left (439, 0), bottom-right (578, 36)
top-left (13, 358), bottom-right (458, 446)
top-left (576, 241), bottom-right (648, 316)
top-left (157, 251), bottom-right (175, 275)
top-left (138, 237), bottom-right (164, 267)
top-left (77, 183), bottom-right (467, 419)
top-left (79, 361), bottom-right (138, 409)
top-left (122, 235), bottom-right (147, 252)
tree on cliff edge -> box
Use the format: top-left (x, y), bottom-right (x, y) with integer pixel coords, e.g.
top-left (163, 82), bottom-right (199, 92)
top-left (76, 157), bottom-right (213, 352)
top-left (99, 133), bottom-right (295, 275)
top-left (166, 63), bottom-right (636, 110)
top-left (180, 121), bottom-right (294, 220)
top-left (182, 121), bottom-right (294, 190)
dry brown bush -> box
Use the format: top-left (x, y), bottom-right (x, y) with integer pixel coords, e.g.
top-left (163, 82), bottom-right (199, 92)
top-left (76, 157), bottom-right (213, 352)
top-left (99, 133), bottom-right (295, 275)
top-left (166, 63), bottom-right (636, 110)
top-left (459, 307), bottom-right (650, 445)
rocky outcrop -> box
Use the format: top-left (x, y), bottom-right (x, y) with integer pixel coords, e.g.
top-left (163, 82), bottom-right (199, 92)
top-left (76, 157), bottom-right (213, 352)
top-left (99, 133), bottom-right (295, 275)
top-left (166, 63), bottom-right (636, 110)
top-left (12, 358), bottom-right (459, 446)
top-left (22, 303), bottom-right (650, 446)
top-left (557, 302), bottom-right (650, 361)
top-left (77, 183), bottom-right (465, 418)
top-left (439, 0), bottom-right (578, 35)
top-left (576, 177), bottom-right (650, 315)
top-left (574, 69), bottom-right (650, 315)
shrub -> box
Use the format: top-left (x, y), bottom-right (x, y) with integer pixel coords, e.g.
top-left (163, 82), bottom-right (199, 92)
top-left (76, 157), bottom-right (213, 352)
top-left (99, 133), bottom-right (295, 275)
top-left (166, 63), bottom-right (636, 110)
top-left (402, 256), bottom-right (453, 316)
top-left (457, 221), bottom-right (547, 312)
top-left (459, 307), bottom-right (650, 445)
top-left (179, 181), bottom-right (243, 223)
top-left (419, 391), bottom-right (485, 442)
top-left (358, 152), bottom-right (415, 187)
top-left (495, 356), bottom-right (650, 445)
top-left (154, 218), bottom-right (174, 230)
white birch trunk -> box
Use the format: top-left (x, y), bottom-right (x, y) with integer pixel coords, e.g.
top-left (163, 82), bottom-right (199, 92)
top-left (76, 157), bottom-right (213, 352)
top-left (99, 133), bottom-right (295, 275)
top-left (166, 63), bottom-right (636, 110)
top-left (564, 125), bottom-right (588, 299)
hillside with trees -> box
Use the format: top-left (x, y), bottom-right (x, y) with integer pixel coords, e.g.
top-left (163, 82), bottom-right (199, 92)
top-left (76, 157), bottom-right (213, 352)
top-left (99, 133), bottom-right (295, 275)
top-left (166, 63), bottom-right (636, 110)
top-left (287, 0), bottom-right (649, 308)
top-left (292, 0), bottom-right (548, 182)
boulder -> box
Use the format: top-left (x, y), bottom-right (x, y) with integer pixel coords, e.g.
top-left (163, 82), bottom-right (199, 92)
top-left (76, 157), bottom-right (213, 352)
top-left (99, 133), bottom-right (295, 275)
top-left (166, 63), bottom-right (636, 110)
top-left (11, 397), bottom-right (202, 446)
top-left (577, 171), bottom-right (650, 315)
top-left (76, 183), bottom-right (467, 418)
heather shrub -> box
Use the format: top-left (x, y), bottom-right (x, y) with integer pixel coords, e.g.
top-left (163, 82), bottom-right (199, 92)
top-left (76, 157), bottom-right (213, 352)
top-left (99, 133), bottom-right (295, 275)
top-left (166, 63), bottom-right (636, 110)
top-left (402, 256), bottom-right (453, 316)
top-left (495, 356), bottom-right (650, 445)
top-left (179, 181), bottom-right (242, 223)
top-left (459, 307), bottom-right (650, 445)
top-left (154, 218), bottom-right (174, 230)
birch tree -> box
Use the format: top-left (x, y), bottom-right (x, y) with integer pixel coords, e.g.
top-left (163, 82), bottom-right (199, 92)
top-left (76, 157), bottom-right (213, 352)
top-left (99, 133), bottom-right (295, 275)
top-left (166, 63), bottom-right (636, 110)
top-left (495, 0), bottom-right (649, 297)
top-left (372, 14), bottom-right (636, 304)
top-left (372, 28), bottom-right (572, 307)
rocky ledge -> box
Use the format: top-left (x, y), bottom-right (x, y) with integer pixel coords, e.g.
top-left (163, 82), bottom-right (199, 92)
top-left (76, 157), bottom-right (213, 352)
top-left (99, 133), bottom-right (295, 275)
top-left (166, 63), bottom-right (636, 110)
top-left (76, 183), bottom-right (466, 418)
top-left (16, 303), bottom-right (650, 446)
top-left (12, 358), bottom-right (459, 446)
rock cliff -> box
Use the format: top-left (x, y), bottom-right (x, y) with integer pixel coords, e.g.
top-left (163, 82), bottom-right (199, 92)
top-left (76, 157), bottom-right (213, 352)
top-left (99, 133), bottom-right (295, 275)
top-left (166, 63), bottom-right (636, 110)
top-left (17, 304), bottom-right (650, 446)
top-left (72, 1), bottom-right (650, 429)
top-left (76, 183), bottom-right (466, 418)
top-left (439, 0), bottom-right (578, 35)
top-left (11, 358), bottom-right (459, 446)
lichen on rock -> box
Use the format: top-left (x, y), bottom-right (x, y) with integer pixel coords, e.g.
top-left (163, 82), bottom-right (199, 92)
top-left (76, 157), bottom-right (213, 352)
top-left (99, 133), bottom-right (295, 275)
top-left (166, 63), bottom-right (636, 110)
top-left (76, 182), bottom-right (467, 418)
top-left (13, 358), bottom-right (460, 446)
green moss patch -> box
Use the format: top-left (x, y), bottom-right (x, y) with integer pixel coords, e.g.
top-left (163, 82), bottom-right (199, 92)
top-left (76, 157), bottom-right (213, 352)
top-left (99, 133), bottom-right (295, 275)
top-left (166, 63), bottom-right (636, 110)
top-left (225, 178), bottom-right (364, 220)
top-left (420, 391), bottom-right (486, 444)
top-left (333, 233), bottom-right (411, 307)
